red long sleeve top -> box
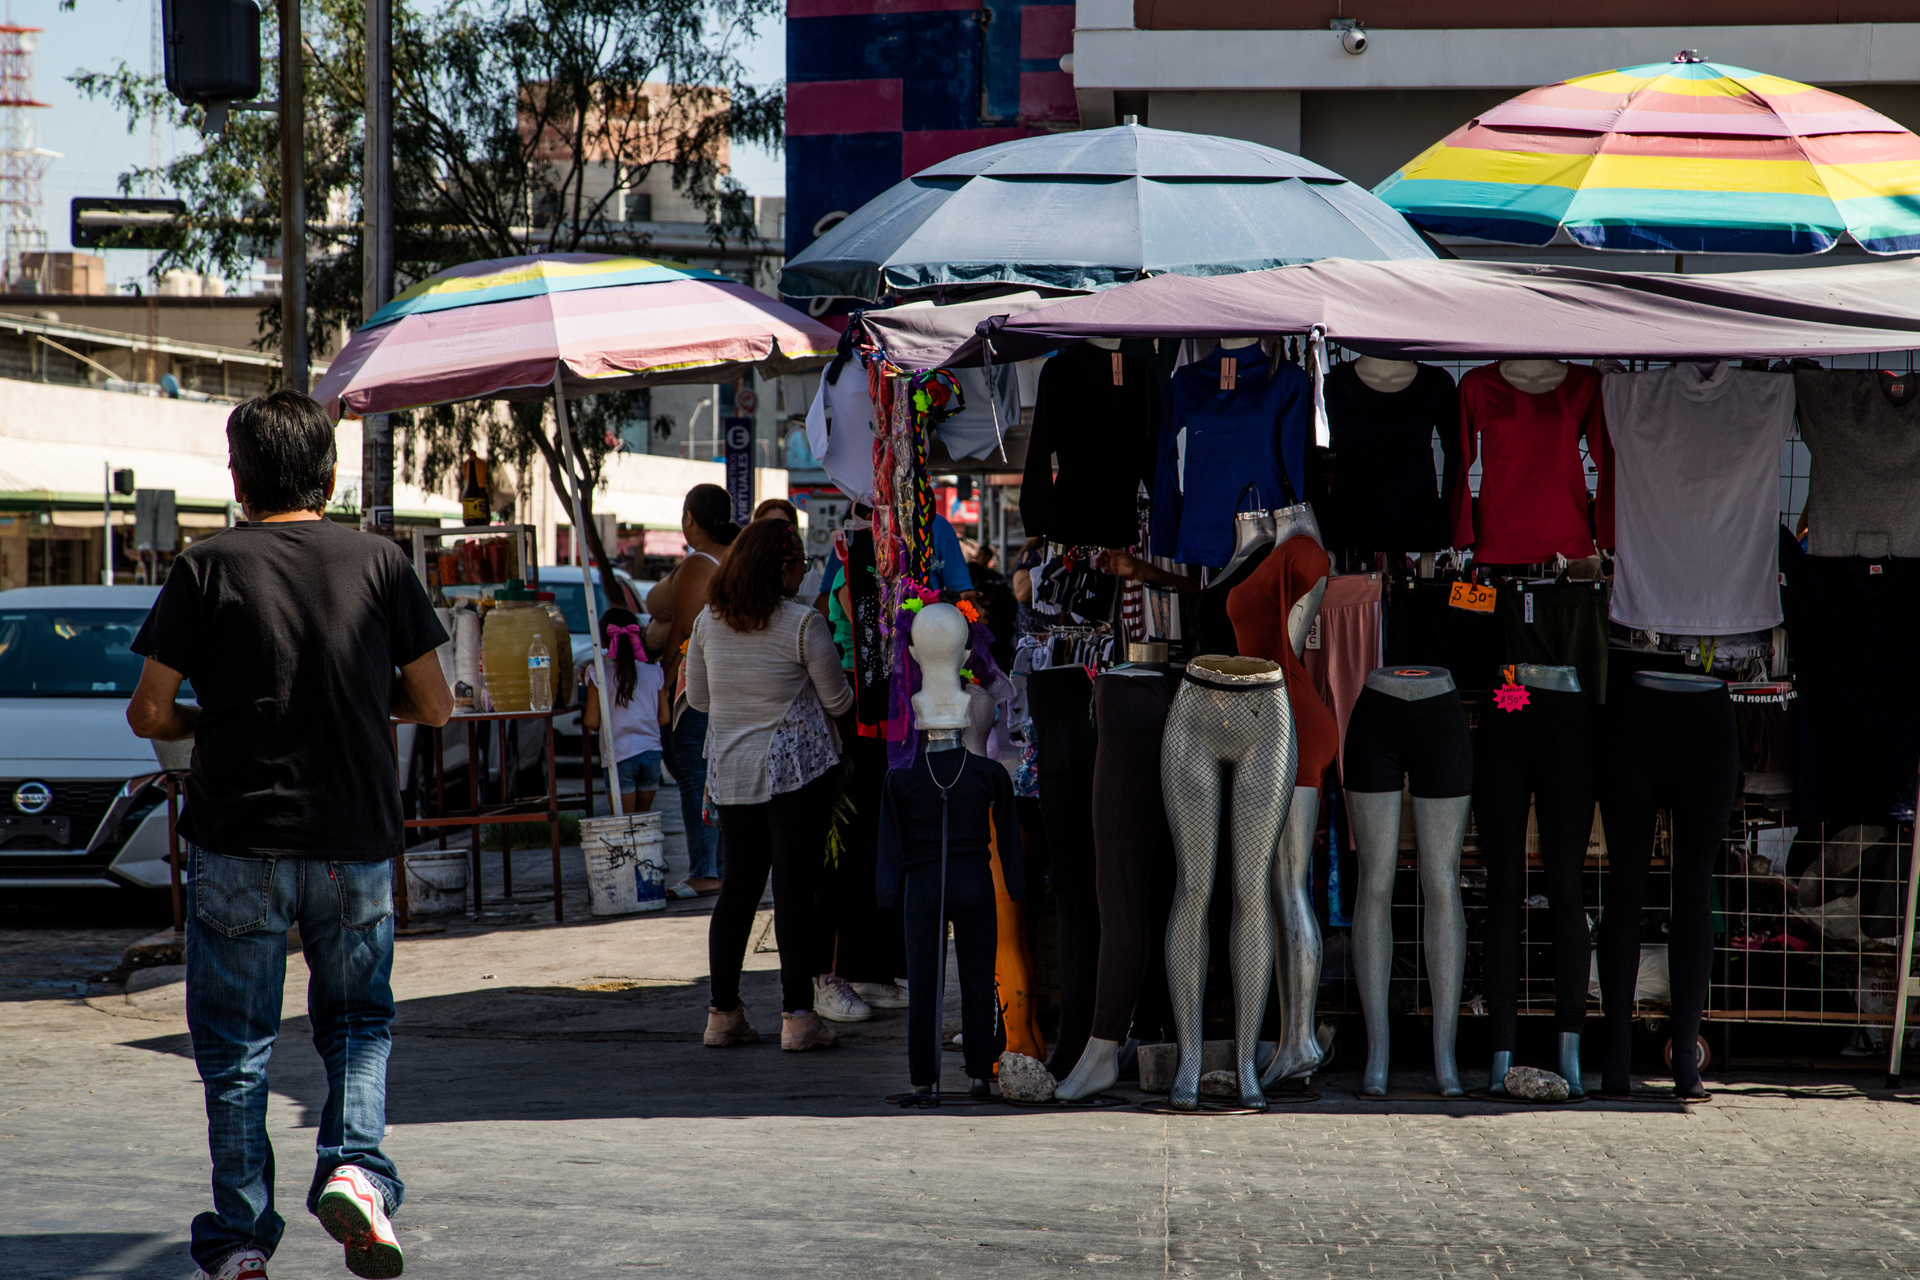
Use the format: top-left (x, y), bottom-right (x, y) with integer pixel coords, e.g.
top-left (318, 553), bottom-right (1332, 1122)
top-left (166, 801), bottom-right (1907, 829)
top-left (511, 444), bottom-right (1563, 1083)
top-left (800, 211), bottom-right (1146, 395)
top-left (1452, 363), bottom-right (1613, 564)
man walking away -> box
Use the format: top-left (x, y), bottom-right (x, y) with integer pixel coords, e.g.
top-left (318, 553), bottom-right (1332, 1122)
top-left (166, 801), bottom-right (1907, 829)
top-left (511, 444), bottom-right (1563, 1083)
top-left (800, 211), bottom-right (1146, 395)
top-left (128, 390), bottom-right (452, 1280)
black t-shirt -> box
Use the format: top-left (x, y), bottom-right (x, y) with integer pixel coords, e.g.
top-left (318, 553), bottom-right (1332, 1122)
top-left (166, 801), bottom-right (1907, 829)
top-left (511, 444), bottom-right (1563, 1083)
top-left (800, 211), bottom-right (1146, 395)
top-left (133, 519), bottom-right (448, 860)
top-left (1323, 361), bottom-right (1460, 552)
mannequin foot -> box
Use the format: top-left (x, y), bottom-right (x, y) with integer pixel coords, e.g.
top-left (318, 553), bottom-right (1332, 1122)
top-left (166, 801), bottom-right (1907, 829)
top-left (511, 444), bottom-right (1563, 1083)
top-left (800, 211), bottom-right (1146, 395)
top-left (1362, 1051), bottom-right (1390, 1097)
top-left (1237, 1066), bottom-right (1269, 1111)
top-left (1434, 1064), bottom-right (1464, 1099)
top-left (968, 1077), bottom-right (992, 1099)
top-left (1557, 1033), bottom-right (1587, 1099)
top-left (1170, 1055), bottom-right (1202, 1110)
top-left (1259, 1039), bottom-right (1325, 1087)
top-left (1056, 1038), bottom-right (1121, 1101)
top-left (1486, 1050), bottom-right (1514, 1096)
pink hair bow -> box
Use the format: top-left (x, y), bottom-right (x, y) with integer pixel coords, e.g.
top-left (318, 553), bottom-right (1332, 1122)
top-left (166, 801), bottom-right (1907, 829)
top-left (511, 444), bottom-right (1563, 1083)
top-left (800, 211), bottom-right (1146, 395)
top-left (606, 623), bottom-right (645, 661)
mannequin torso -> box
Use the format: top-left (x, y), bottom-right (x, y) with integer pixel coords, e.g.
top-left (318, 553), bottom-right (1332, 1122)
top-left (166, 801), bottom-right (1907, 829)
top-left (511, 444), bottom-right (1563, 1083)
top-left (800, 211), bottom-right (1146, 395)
top-left (1354, 356), bottom-right (1418, 394)
top-left (1499, 359), bottom-right (1571, 395)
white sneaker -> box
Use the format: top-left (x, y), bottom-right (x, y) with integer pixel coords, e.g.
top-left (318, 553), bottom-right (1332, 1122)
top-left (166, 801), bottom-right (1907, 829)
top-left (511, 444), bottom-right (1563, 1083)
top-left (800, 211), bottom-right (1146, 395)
top-left (852, 981), bottom-right (909, 1009)
top-left (812, 974), bottom-right (874, 1023)
top-left (201, 1249), bottom-right (269, 1280)
top-left (317, 1164), bottom-right (404, 1278)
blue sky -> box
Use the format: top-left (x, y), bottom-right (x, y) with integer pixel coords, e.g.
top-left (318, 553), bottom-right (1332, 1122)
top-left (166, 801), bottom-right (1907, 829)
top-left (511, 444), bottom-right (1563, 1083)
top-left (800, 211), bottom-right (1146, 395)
top-left (27, 0), bottom-right (785, 289)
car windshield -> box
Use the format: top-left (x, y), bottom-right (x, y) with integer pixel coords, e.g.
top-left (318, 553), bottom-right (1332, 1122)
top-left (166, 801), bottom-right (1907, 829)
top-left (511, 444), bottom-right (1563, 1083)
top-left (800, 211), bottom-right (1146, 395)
top-left (0, 607), bottom-right (186, 697)
top-left (542, 580), bottom-right (609, 637)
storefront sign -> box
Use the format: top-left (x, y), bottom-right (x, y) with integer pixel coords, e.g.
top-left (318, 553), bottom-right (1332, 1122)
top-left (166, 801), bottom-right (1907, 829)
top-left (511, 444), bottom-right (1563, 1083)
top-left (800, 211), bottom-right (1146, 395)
top-left (723, 417), bottom-right (754, 525)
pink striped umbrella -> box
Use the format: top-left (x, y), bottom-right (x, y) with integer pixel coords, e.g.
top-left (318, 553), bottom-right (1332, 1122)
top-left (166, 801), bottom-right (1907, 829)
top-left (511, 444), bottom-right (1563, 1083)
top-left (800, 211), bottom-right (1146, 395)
top-left (313, 254), bottom-right (839, 420)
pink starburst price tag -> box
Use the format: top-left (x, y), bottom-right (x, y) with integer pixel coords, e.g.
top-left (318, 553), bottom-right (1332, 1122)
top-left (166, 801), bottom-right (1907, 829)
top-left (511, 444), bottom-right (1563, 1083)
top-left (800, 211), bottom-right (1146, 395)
top-left (1493, 681), bottom-right (1530, 713)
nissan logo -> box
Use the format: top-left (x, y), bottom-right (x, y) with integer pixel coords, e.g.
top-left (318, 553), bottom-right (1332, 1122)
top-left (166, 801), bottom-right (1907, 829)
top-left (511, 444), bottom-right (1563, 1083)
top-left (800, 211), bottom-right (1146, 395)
top-left (12, 781), bottom-right (51, 815)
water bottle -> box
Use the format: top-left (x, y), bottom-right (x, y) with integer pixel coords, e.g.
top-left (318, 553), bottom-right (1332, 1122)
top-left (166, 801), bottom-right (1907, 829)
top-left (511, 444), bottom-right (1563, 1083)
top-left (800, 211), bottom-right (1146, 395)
top-left (527, 633), bottom-right (553, 713)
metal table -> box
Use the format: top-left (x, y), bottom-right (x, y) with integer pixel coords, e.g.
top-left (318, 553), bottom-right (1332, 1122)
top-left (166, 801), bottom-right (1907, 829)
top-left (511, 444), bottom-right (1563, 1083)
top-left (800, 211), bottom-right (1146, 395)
top-left (396, 708), bottom-right (563, 926)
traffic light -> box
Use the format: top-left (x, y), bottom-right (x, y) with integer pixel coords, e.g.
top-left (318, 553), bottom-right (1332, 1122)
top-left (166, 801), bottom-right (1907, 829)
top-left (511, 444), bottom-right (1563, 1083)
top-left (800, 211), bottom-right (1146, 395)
top-left (160, 0), bottom-right (262, 104)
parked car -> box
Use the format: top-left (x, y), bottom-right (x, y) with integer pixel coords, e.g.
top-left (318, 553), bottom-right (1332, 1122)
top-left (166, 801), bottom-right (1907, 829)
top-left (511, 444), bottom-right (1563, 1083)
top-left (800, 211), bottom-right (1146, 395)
top-left (0, 586), bottom-right (184, 891)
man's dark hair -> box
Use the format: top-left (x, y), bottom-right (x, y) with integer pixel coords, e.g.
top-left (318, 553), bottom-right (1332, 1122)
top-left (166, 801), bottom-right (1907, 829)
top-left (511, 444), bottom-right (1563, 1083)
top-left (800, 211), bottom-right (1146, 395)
top-left (708, 517), bottom-right (803, 633)
top-left (227, 390), bottom-right (337, 514)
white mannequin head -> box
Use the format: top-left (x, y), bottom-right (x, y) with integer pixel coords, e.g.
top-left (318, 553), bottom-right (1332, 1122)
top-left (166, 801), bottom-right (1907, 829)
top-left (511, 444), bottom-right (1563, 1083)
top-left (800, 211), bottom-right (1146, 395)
top-left (909, 602), bottom-right (973, 730)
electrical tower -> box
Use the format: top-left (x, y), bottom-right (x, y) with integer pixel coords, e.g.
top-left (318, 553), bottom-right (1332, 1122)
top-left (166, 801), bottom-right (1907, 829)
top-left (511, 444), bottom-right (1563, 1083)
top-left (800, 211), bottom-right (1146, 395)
top-left (0, 21), bottom-right (55, 290)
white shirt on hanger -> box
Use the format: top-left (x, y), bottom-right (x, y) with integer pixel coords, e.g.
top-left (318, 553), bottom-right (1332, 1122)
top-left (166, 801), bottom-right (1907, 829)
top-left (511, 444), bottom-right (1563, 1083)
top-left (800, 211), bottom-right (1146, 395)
top-left (804, 362), bottom-right (878, 504)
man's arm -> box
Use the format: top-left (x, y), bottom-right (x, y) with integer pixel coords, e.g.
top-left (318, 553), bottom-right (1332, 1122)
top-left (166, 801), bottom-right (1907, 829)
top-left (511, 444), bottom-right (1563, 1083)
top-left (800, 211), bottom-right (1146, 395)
top-left (391, 651), bottom-right (454, 726)
top-left (127, 657), bottom-right (199, 740)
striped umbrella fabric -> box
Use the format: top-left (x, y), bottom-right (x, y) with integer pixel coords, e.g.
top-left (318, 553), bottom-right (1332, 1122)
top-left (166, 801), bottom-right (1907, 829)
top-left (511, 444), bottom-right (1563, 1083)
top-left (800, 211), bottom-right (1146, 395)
top-left (1375, 54), bottom-right (1920, 256)
top-left (315, 253), bottom-right (840, 419)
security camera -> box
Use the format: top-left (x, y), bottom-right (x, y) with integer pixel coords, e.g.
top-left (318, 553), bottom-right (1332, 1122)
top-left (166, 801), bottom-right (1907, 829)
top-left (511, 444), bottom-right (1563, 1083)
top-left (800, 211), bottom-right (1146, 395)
top-left (1331, 19), bottom-right (1366, 54)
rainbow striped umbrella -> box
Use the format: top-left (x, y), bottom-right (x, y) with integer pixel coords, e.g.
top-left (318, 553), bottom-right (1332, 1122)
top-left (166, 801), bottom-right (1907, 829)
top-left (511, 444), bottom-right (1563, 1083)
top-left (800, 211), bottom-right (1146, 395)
top-left (1375, 54), bottom-right (1920, 256)
top-left (315, 253), bottom-right (839, 420)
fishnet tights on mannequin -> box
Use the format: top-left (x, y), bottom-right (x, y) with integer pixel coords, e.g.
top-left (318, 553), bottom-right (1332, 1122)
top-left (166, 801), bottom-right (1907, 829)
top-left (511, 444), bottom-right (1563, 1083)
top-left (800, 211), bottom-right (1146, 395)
top-left (1160, 664), bottom-right (1297, 1110)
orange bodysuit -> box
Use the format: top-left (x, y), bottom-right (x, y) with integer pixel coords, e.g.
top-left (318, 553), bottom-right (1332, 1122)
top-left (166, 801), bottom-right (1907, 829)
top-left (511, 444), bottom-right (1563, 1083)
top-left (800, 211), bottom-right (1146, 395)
top-left (1225, 534), bottom-right (1339, 788)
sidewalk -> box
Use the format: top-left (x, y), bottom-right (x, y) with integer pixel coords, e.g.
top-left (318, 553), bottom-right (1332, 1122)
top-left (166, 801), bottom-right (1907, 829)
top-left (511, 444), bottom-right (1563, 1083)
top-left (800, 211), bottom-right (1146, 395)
top-left (5, 780), bottom-right (1920, 1277)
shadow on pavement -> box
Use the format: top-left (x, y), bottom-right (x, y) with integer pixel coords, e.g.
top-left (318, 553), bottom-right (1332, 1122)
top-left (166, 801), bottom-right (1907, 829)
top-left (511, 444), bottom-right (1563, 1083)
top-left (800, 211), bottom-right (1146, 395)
top-left (0, 1232), bottom-right (191, 1280)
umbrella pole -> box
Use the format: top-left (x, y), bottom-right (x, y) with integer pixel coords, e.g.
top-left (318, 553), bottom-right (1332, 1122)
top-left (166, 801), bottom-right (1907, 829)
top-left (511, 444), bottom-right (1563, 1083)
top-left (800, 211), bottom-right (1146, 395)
top-left (553, 374), bottom-right (624, 817)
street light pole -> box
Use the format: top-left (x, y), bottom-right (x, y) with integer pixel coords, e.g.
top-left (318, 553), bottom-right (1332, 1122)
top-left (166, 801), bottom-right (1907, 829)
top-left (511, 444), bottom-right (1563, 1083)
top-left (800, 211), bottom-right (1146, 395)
top-left (360, 0), bottom-right (394, 536)
top-left (278, 0), bottom-right (308, 392)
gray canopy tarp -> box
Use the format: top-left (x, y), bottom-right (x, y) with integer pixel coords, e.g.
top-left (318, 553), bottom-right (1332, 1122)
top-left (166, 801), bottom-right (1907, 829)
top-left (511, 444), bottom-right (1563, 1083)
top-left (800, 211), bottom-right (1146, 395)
top-left (946, 256), bottom-right (1920, 366)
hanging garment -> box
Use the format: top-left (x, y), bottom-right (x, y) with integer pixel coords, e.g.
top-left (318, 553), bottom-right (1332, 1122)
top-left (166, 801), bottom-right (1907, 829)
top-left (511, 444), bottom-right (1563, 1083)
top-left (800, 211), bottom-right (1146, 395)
top-left (1324, 361), bottom-right (1461, 552)
top-left (1225, 534), bottom-right (1339, 790)
top-left (934, 364), bottom-right (1019, 463)
top-left (1384, 572), bottom-right (1499, 696)
top-left (1153, 345), bottom-right (1311, 568)
top-left (1781, 535), bottom-right (1920, 823)
top-left (1791, 367), bottom-right (1920, 558)
top-left (1192, 542), bottom-right (1274, 657)
top-left (1302, 572), bottom-right (1383, 774)
top-left (1021, 343), bottom-right (1161, 549)
top-left (1493, 579), bottom-right (1611, 703)
top-left (1027, 664), bottom-right (1100, 1077)
top-left (1453, 363), bottom-right (1609, 565)
top-left (805, 360), bottom-right (878, 504)
top-left (1602, 362), bottom-right (1795, 633)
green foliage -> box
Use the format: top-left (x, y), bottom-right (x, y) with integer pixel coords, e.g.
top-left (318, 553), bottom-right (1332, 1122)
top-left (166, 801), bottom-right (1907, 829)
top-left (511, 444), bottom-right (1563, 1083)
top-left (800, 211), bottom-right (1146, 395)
top-left (73, 0), bottom-right (781, 582)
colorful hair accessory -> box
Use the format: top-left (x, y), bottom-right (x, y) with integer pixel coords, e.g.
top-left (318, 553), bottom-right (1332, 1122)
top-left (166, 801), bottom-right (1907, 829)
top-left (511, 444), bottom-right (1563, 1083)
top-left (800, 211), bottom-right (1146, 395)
top-left (955, 599), bottom-right (980, 625)
top-left (902, 598), bottom-right (925, 613)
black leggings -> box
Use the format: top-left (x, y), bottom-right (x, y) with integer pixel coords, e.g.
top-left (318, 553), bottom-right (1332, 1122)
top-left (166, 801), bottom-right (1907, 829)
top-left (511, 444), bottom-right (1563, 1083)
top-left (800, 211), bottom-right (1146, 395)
top-left (1596, 684), bottom-right (1738, 1093)
top-left (1089, 671), bottom-right (1179, 1044)
top-left (1028, 665), bottom-right (1099, 1075)
top-left (1474, 686), bottom-right (1596, 1045)
top-left (709, 773), bottom-right (838, 1016)
top-left (904, 855), bottom-right (999, 1086)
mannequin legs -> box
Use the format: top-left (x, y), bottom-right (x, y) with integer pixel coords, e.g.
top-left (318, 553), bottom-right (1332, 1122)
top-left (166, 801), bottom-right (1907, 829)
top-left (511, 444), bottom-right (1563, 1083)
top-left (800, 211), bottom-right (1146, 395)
top-left (1413, 795), bottom-right (1469, 1099)
top-left (1162, 680), bottom-right (1295, 1111)
top-left (1348, 789), bottom-right (1400, 1097)
top-left (1262, 785), bottom-right (1324, 1085)
top-left (1348, 789), bottom-right (1468, 1097)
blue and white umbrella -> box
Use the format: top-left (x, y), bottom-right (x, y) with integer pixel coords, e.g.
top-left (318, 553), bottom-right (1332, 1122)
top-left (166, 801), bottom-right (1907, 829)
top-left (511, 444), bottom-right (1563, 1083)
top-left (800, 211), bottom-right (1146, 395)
top-left (781, 123), bottom-right (1436, 301)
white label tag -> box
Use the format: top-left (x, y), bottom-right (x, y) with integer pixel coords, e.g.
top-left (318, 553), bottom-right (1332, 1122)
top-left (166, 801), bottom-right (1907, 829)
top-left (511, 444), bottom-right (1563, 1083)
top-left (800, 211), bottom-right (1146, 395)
top-left (528, 655), bottom-right (551, 668)
top-left (1524, 592), bottom-right (1534, 624)
top-left (1305, 615), bottom-right (1321, 650)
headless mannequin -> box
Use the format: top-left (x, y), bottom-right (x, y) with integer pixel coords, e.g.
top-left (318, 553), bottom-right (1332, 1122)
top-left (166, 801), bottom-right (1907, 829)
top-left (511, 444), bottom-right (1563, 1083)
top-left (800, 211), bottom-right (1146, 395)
top-left (1088, 336), bottom-right (1122, 351)
top-left (1349, 668), bottom-right (1470, 1097)
top-left (1218, 508), bottom-right (1279, 583)
top-left (1261, 507), bottom-right (1331, 1086)
top-left (1354, 356), bottom-right (1418, 395)
top-left (1219, 336), bottom-right (1260, 350)
top-left (1484, 664), bottom-right (1588, 1099)
top-left (910, 605), bottom-right (972, 731)
top-left (1498, 359), bottom-right (1570, 395)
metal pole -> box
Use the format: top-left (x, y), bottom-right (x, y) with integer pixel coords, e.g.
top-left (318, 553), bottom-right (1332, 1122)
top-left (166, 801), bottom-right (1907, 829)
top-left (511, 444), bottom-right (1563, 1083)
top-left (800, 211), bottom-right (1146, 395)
top-left (359, 0), bottom-right (393, 533)
top-left (278, 0), bottom-right (309, 391)
top-left (554, 371), bottom-right (622, 814)
top-left (101, 461), bottom-right (112, 585)
top-left (1887, 812), bottom-right (1920, 1087)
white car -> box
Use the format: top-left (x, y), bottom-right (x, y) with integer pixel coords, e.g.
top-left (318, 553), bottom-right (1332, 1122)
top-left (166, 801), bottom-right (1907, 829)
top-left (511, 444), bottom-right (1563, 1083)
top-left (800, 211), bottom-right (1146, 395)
top-left (0, 585), bottom-right (183, 891)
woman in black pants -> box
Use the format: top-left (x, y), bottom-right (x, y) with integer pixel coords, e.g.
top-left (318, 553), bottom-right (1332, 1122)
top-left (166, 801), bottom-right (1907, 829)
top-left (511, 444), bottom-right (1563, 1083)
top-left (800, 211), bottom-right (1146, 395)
top-left (685, 520), bottom-right (855, 1052)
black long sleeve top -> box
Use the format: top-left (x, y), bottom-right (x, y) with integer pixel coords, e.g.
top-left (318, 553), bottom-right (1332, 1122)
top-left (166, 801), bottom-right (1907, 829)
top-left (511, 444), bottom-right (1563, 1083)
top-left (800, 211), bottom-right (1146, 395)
top-left (1019, 342), bottom-right (1160, 549)
top-left (876, 748), bottom-right (1023, 908)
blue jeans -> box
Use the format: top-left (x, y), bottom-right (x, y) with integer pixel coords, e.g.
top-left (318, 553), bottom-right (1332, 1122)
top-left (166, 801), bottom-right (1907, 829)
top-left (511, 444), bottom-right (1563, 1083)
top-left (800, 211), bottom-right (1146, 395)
top-left (616, 748), bottom-right (663, 795)
top-left (663, 707), bottom-right (720, 880)
top-left (185, 846), bottom-right (402, 1272)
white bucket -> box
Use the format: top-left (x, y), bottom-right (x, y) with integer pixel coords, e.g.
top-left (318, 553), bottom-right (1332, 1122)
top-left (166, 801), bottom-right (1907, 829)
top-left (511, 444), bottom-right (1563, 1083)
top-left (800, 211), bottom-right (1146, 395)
top-left (404, 848), bottom-right (469, 917)
top-left (582, 812), bottom-right (667, 916)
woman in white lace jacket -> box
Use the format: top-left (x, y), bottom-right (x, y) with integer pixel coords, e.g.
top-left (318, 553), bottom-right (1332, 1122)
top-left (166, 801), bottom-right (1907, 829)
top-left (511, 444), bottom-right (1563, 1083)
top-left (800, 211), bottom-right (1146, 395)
top-left (687, 516), bottom-right (855, 1052)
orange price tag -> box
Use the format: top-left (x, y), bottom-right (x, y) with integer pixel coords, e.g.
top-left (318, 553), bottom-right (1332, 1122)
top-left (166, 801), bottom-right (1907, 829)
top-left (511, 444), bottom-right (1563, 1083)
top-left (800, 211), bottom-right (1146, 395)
top-left (1448, 581), bottom-right (1497, 613)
